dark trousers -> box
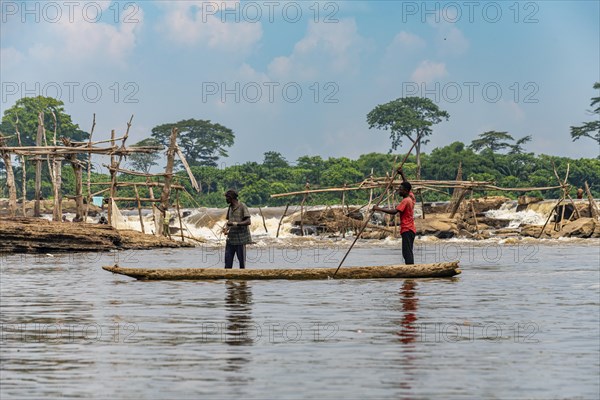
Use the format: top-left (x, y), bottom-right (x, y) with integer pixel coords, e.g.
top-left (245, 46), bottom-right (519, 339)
top-left (401, 231), bottom-right (415, 265)
top-left (225, 243), bottom-right (246, 269)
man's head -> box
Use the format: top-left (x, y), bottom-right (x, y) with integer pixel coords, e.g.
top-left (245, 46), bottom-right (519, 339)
top-left (398, 181), bottom-right (412, 197)
top-left (225, 189), bottom-right (238, 204)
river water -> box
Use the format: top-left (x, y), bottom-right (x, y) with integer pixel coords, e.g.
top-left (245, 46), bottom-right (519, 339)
top-left (1, 238), bottom-right (599, 399)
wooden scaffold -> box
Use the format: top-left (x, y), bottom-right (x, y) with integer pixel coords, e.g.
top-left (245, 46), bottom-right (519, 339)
top-left (0, 114), bottom-right (201, 242)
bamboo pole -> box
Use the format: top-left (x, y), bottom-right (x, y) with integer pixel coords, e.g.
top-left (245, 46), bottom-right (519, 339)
top-left (108, 129), bottom-right (116, 225)
top-left (176, 189), bottom-right (184, 242)
top-left (14, 115), bottom-right (27, 217)
top-left (134, 184), bottom-right (145, 234)
top-left (0, 135), bottom-right (17, 216)
top-left (3, 145), bottom-right (161, 155)
top-left (469, 190), bottom-right (479, 235)
top-left (258, 206), bottom-right (268, 233)
top-left (34, 112), bottom-right (44, 217)
top-left (109, 115), bottom-right (134, 224)
top-left (584, 181), bottom-right (598, 219)
top-left (334, 137), bottom-right (421, 277)
top-left (89, 181), bottom-right (185, 189)
top-left (300, 194), bottom-right (307, 237)
top-left (537, 201), bottom-right (561, 239)
top-left (52, 156), bottom-right (63, 222)
top-left (113, 197), bottom-right (162, 202)
top-left (341, 184), bottom-right (347, 238)
top-left (85, 113), bottom-right (96, 221)
top-left (175, 143), bottom-right (200, 192)
top-left (158, 127), bottom-right (178, 237)
top-left (449, 190), bottom-right (469, 218)
top-left (276, 203), bottom-right (290, 238)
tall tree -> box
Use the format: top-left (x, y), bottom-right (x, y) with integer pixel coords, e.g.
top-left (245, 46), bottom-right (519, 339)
top-left (570, 82), bottom-right (600, 146)
top-left (469, 131), bottom-right (515, 153)
top-left (508, 135), bottom-right (532, 155)
top-left (0, 96), bottom-right (87, 146)
top-left (151, 119), bottom-right (234, 167)
top-left (127, 138), bottom-right (163, 173)
top-left (263, 151), bottom-right (289, 170)
top-left (367, 96), bottom-right (449, 178)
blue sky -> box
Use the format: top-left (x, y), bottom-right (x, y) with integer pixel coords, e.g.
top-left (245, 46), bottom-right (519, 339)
top-left (1, 0), bottom-right (599, 167)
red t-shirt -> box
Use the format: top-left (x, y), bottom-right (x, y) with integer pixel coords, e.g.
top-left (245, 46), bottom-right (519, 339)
top-left (396, 192), bottom-right (416, 234)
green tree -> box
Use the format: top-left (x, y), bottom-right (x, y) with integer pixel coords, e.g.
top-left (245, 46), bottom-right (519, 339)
top-left (151, 119), bottom-right (234, 167)
top-left (570, 82), bottom-right (600, 147)
top-left (508, 135), bottom-right (532, 155)
top-left (469, 131), bottom-right (515, 153)
top-left (296, 155), bottom-right (325, 184)
top-left (320, 157), bottom-right (363, 187)
top-left (0, 96), bottom-right (88, 146)
top-left (367, 96), bottom-right (450, 178)
top-left (356, 152), bottom-right (396, 177)
top-left (263, 151), bottom-right (289, 169)
top-left (261, 151), bottom-right (292, 181)
top-left (127, 138), bottom-right (163, 173)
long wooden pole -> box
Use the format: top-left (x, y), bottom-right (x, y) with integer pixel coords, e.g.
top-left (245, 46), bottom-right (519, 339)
top-left (85, 113), bottom-right (96, 221)
top-left (276, 203), bottom-right (290, 238)
top-left (258, 206), bottom-right (268, 233)
top-left (469, 190), bottom-right (479, 235)
top-left (584, 181), bottom-right (599, 219)
top-left (0, 135), bottom-right (17, 216)
top-left (333, 138), bottom-right (420, 277)
top-left (176, 189), bottom-right (184, 242)
top-left (34, 112), bottom-right (44, 217)
top-left (134, 184), bottom-right (145, 234)
top-left (108, 129), bottom-right (116, 225)
top-left (158, 127), bottom-right (178, 237)
top-left (14, 115), bottom-right (27, 216)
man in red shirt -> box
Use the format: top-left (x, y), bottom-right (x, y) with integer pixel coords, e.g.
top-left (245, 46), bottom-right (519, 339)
top-left (373, 168), bottom-right (416, 264)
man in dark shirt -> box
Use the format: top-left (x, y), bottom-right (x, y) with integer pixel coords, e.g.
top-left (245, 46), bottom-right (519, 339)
top-left (224, 190), bottom-right (252, 269)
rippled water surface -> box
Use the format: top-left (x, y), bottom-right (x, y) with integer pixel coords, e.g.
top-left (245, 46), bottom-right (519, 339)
top-left (1, 240), bottom-right (599, 399)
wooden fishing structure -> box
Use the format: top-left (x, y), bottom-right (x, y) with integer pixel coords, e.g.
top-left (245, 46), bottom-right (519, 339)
top-left (0, 113), bottom-right (201, 242)
top-left (269, 161), bottom-right (597, 242)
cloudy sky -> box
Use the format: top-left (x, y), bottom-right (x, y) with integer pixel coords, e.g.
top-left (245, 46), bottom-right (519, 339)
top-left (1, 0), bottom-right (599, 167)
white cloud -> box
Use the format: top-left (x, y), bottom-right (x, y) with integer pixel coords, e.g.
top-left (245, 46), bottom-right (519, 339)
top-left (390, 31), bottom-right (426, 50)
top-left (158, 1), bottom-right (262, 52)
top-left (411, 60), bottom-right (448, 83)
top-left (267, 19), bottom-right (366, 81)
top-left (0, 47), bottom-right (25, 70)
top-left (498, 100), bottom-right (526, 121)
top-left (4, 1), bottom-right (143, 69)
top-left (55, 17), bottom-right (141, 66)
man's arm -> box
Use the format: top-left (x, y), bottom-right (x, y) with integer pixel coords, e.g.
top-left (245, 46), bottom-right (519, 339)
top-left (227, 205), bottom-right (252, 226)
top-left (372, 206), bottom-right (399, 216)
top-left (237, 216), bottom-right (251, 226)
top-left (398, 167), bottom-right (408, 183)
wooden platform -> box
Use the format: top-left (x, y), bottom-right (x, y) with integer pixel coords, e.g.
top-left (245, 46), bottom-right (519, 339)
top-left (102, 262), bottom-right (461, 281)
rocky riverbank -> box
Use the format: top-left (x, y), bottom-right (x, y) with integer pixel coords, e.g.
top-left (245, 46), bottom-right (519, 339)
top-left (0, 217), bottom-right (194, 253)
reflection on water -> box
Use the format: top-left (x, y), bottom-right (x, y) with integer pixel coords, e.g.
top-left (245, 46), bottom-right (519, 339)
top-left (223, 281), bottom-right (254, 381)
top-left (225, 281), bottom-right (254, 346)
top-left (397, 280), bottom-right (418, 344)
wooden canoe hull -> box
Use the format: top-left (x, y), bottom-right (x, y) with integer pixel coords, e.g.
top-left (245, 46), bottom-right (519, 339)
top-left (102, 262), bottom-right (460, 281)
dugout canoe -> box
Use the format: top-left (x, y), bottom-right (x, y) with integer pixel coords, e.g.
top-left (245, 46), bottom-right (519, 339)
top-left (102, 262), bottom-right (460, 281)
